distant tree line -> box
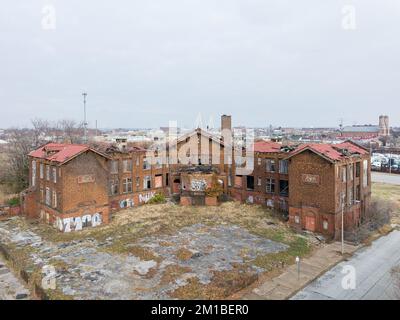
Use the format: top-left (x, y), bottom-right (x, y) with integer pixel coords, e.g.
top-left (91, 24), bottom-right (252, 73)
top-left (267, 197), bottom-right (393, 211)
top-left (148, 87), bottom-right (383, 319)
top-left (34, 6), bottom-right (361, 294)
top-left (0, 119), bottom-right (84, 194)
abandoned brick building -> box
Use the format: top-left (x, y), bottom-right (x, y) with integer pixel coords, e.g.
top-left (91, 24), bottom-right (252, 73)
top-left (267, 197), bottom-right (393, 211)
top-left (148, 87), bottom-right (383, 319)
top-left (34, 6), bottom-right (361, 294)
top-left (22, 115), bottom-right (371, 239)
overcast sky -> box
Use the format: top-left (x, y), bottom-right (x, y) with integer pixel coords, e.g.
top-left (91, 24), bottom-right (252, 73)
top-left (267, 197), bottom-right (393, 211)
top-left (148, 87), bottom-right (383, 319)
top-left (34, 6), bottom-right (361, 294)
top-left (1, 1), bottom-right (399, 129)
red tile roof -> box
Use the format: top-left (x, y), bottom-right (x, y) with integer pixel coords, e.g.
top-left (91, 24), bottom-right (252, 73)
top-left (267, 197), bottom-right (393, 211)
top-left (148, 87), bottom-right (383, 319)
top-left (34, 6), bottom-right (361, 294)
top-left (29, 143), bottom-right (90, 164)
top-left (335, 141), bottom-right (368, 155)
top-left (254, 141), bottom-right (282, 153)
top-left (289, 143), bottom-right (344, 161)
top-left (288, 141), bottom-right (369, 162)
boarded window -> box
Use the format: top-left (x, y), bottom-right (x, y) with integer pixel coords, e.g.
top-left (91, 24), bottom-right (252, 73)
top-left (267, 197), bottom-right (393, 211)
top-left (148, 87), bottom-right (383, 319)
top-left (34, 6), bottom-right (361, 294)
top-left (234, 175), bottom-right (242, 187)
top-left (40, 163), bottom-right (44, 179)
top-left (155, 175), bottom-right (163, 188)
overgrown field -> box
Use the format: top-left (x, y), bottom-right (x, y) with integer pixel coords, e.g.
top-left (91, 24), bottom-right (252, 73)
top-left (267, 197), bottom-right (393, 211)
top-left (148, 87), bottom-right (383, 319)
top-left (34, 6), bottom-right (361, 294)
top-left (0, 202), bottom-right (315, 299)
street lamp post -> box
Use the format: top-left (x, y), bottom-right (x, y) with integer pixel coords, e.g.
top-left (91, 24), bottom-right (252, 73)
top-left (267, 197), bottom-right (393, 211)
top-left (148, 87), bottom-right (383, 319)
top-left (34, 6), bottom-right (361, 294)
top-left (295, 256), bottom-right (300, 280)
top-left (341, 193), bottom-right (345, 255)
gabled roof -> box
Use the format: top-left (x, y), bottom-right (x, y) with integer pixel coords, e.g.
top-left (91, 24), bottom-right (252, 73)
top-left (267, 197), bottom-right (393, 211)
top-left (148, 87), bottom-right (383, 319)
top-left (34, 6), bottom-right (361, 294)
top-left (29, 142), bottom-right (109, 164)
top-left (174, 128), bottom-right (226, 148)
top-left (287, 144), bottom-right (344, 162)
top-left (285, 141), bottom-right (369, 163)
top-left (335, 140), bottom-right (369, 155)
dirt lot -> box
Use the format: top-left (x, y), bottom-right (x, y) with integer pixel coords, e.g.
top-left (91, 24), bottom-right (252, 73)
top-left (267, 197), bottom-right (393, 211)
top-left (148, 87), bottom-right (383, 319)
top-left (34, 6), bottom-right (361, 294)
top-left (0, 202), bottom-right (315, 300)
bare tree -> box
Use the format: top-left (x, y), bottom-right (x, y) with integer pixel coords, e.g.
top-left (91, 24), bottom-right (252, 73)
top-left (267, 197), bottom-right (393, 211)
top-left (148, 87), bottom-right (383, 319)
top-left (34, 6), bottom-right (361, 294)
top-left (0, 128), bottom-right (37, 193)
top-left (57, 119), bottom-right (84, 143)
top-left (31, 118), bottom-right (51, 145)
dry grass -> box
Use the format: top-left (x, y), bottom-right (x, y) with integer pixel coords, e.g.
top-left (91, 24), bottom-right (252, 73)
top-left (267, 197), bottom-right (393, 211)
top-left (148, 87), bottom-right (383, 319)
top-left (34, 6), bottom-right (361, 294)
top-left (175, 248), bottom-right (194, 261)
top-left (372, 182), bottom-right (400, 225)
top-left (170, 264), bottom-right (258, 300)
top-left (159, 264), bottom-right (192, 286)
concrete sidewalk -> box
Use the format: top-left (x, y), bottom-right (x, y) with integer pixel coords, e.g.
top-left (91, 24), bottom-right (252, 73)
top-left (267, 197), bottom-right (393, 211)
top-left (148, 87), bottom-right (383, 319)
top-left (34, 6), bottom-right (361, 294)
top-left (242, 242), bottom-right (359, 300)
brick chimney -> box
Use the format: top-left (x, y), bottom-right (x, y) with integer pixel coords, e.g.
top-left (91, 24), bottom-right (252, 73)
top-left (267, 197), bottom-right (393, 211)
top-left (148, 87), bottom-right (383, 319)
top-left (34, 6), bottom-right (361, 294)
top-left (221, 115), bottom-right (232, 132)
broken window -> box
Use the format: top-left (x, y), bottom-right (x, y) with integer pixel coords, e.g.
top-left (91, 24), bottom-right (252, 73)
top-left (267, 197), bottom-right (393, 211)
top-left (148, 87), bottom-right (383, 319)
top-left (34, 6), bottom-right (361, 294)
top-left (355, 162), bottom-right (360, 177)
top-left (155, 158), bottom-right (162, 169)
top-left (110, 179), bottom-right (119, 195)
top-left (341, 166), bottom-right (346, 183)
top-left (53, 167), bottom-right (57, 183)
top-left (279, 180), bottom-right (289, 197)
top-left (40, 163), bottom-right (44, 179)
top-left (122, 178), bottom-right (132, 193)
top-left (143, 158), bottom-right (151, 170)
top-left (136, 177), bottom-right (140, 188)
top-left (246, 176), bottom-right (254, 190)
top-left (266, 159), bottom-right (275, 172)
top-left (111, 160), bottom-right (119, 174)
top-left (279, 160), bottom-right (288, 174)
top-left (143, 176), bottom-right (151, 189)
top-left (266, 178), bottom-right (275, 193)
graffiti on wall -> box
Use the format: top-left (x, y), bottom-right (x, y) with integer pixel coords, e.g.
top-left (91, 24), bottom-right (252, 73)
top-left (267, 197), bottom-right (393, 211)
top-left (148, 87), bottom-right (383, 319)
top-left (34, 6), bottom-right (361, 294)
top-left (120, 198), bottom-right (134, 208)
top-left (190, 179), bottom-right (207, 191)
top-left (56, 213), bottom-right (102, 233)
top-left (139, 191), bottom-right (156, 203)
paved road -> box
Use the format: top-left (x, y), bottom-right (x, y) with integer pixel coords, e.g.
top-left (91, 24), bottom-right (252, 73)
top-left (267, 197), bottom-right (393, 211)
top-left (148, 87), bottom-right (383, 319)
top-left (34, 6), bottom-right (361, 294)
top-left (292, 230), bottom-right (400, 300)
top-left (372, 172), bottom-right (400, 185)
top-left (0, 256), bottom-right (30, 300)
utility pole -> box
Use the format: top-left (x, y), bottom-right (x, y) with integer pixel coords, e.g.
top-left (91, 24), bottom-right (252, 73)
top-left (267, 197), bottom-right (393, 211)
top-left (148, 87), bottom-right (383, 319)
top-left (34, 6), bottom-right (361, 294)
top-left (82, 92), bottom-right (88, 143)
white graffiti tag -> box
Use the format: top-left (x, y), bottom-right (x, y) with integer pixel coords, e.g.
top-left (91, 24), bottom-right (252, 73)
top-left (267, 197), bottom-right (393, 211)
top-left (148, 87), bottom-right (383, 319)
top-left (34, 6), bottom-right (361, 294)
top-left (191, 179), bottom-right (207, 191)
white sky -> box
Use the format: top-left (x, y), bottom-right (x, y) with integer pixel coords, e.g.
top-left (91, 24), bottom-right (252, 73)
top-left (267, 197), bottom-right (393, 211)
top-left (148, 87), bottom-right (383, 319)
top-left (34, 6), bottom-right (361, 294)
top-left (1, 1), bottom-right (399, 129)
